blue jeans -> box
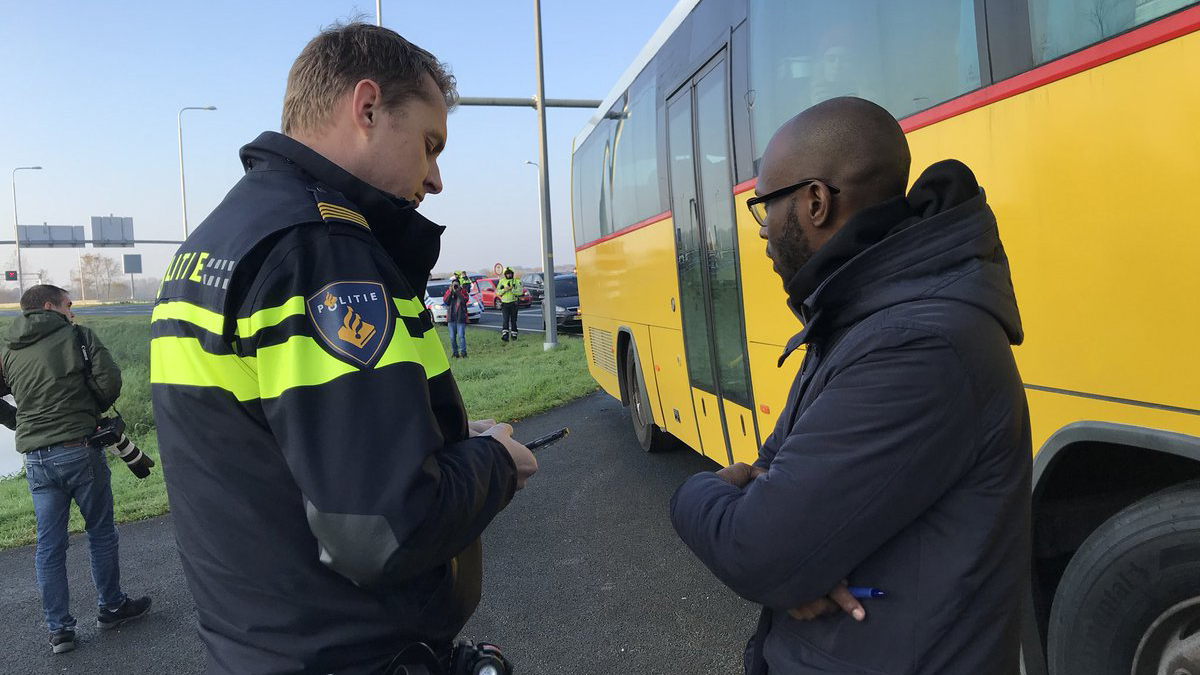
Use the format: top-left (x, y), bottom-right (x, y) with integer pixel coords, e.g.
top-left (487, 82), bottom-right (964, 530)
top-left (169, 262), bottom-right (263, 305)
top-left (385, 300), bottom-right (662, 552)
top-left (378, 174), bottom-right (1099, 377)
top-left (24, 444), bottom-right (126, 633)
top-left (448, 321), bottom-right (467, 355)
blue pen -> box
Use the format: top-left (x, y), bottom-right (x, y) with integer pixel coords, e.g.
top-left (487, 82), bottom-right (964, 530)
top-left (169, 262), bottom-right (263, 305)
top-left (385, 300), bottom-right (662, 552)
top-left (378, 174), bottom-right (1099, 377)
top-left (848, 586), bottom-right (886, 599)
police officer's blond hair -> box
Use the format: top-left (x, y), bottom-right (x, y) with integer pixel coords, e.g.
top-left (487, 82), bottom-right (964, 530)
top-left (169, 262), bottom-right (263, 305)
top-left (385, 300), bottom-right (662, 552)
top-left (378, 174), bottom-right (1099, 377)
top-left (281, 22), bottom-right (458, 137)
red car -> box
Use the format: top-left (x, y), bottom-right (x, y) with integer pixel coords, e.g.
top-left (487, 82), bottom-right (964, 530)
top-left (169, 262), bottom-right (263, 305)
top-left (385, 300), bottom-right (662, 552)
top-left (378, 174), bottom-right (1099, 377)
top-left (472, 277), bottom-right (532, 309)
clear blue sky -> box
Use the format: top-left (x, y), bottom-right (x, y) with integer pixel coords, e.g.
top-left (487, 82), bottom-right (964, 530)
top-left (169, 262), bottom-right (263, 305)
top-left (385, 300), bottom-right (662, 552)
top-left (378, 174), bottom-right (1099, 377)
top-left (0, 0), bottom-right (679, 286)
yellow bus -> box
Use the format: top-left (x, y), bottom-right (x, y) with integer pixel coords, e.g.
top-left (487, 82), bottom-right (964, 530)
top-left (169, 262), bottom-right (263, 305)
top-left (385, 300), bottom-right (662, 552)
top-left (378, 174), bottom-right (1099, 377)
top-left (570, 1), bottom-right (1200, 673)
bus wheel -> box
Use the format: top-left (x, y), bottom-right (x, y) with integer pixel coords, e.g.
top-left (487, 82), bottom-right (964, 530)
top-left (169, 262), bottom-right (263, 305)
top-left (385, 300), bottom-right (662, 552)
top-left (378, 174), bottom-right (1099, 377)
top-left (1048, 481), bottom-right (1200, 675)
top-left (623, 349), bottom-right (672, 453)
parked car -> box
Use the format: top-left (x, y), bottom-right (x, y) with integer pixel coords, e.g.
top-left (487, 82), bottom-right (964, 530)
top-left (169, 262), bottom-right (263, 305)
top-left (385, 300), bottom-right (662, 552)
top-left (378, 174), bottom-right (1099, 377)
top-left (424, 280), bottom-right (483, 324)
top-left (522, 272), bottom-right (546, 301)
top-left (473, 277), bottom-right (532, 309)
top-left (540, 274), bottom-right (580, 331)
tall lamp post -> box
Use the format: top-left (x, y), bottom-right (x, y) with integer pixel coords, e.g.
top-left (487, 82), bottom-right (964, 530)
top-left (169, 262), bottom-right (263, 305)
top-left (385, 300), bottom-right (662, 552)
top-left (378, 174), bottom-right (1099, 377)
top-left (11, 166), bottom-right (43, 296)
top-left (178, 105), bottom-right (217, 238)
top-left (531, 0), bottom-right (557, 351)
top-left (524, 160), bottom-right (558, 343)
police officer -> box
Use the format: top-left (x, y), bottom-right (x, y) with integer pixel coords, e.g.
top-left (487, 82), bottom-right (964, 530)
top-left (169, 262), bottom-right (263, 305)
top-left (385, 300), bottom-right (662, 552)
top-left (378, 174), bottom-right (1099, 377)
top-left (150, 23), bottom-right (537, 675)
top-left (495, 268), bottom-right (523, 342)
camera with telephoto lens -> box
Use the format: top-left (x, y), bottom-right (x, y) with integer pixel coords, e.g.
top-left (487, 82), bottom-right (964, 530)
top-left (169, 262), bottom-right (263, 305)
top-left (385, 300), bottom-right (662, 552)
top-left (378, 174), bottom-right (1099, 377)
top-left (449, 641), bottom-right (511, 675)
top-left (90, 416), bottom-right (155, 479)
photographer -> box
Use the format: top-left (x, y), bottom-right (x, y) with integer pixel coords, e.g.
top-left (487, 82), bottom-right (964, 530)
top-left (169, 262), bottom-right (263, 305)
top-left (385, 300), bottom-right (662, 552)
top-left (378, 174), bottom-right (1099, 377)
top-left (444, 277), bottom-right (470, 358)
top-left (0, 285), bottom-right (151, 655)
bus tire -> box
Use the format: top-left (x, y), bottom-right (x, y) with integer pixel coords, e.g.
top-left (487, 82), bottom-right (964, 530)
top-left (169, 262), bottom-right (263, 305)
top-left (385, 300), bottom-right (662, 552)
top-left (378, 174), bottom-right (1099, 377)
top-left (1047, 481), bottom-right (1200, 675)
top-left (623, 348), bottom-right (672, 453)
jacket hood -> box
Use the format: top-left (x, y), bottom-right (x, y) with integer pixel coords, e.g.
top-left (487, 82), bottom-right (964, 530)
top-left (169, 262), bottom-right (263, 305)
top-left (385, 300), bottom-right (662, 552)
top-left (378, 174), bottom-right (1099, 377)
top-left (241, 131), bottom-right (445, 293)
top-left (784, 160), bottom-right (1023, 358)
top-left (6, 310), bottom-right (72, 350)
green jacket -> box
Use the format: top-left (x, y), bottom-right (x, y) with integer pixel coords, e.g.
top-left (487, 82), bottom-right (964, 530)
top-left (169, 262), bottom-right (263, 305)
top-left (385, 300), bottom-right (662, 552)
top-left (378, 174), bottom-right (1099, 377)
top-left (0, 311), bottom-right (122, 452)
top-left (497, 276), bottom-right (523, 303)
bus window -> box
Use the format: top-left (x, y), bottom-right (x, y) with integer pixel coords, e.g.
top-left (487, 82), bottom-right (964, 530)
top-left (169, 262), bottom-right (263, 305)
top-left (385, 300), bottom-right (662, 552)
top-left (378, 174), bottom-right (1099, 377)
top-left (748, 0), bottom-right (982, 163)
top-left (573, 121), bottom-right (613, 245)
top-left (612, 75), bottom-right (662, 230)
top-left (1028, 0), bottom-right (1198, 64)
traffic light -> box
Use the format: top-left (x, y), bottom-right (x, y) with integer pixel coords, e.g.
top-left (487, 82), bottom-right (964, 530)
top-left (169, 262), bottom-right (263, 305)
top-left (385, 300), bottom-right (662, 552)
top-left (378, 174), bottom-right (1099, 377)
top-left (4, 271), bottom-right (16, 282)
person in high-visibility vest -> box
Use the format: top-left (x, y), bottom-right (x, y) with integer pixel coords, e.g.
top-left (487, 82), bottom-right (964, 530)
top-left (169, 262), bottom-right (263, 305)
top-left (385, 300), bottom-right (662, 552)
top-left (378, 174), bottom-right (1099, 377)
top-left (496, 268), bottom-right (523, 342)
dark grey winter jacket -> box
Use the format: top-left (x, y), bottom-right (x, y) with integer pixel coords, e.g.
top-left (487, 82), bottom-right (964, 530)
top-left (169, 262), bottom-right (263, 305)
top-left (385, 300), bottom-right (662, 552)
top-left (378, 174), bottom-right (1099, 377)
top-left (671, 160), bottom-right (1032, 675)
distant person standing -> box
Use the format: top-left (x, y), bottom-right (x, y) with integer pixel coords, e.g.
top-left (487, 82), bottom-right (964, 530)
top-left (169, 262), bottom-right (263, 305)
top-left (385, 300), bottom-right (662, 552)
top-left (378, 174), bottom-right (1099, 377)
top-left (444, 277), bottom-right (470, 358)
top-left (496, 267), bottom-right (523, 342)
top-left (0, 285), bottom-right (151, 655)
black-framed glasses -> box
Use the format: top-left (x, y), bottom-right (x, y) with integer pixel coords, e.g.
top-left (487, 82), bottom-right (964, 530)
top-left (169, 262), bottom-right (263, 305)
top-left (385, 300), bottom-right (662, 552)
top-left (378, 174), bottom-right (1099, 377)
top-left (745, 178), bottom-right (840, 226)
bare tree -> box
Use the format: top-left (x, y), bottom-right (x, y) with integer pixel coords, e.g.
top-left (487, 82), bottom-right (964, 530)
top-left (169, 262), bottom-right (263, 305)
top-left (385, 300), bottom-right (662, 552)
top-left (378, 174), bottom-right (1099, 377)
top-left (71, 254), bottom-right (123, 301)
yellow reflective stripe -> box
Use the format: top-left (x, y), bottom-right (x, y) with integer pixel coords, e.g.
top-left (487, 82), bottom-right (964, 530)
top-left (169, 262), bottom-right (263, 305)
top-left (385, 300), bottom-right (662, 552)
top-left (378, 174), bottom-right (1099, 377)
top-left (151, 300), bottom-right (225, 335)
top-left (150, 337), bottom-right (259, 402)
top-left (410, 326), bottom-right (450, 377)
top-left (393, 297), bottom-right (425, 317)
top-left (257, 329), bottom-right (448, 398)
top-left (236, 296), bottom-right (306, 337)
top-left (257, 336), bottom-right (356, 399)
top-left (317, 202), bottom-right (370, 229)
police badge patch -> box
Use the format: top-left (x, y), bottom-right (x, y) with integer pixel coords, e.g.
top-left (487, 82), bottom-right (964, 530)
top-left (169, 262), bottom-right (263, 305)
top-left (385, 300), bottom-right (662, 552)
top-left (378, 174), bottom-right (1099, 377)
top-left (307, 281), bottom-right (393, 368)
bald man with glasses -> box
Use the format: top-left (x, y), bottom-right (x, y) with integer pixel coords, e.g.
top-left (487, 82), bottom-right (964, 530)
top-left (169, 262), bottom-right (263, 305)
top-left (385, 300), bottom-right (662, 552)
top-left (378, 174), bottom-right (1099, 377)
top-left (671, 97), bottom-right (1031, 675)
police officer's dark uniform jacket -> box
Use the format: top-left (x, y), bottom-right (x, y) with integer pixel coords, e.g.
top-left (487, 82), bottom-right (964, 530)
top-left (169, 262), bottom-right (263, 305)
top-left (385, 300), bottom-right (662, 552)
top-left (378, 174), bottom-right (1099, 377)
top-left (151, 132), bottom-right (518, 675)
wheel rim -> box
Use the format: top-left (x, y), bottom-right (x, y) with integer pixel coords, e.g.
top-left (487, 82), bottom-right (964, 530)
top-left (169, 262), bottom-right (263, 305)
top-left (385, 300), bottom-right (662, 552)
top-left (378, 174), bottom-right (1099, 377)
top-left (1133, 597), bottom-right (1200, 675)
top-left (629, 360), bottom-right (647, 429)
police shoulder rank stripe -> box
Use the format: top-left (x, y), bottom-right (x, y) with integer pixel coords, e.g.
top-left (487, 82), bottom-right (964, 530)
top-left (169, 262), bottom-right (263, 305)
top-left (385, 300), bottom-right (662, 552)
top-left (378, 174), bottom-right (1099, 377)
top-left (307, 281), bottom-right (392, 368)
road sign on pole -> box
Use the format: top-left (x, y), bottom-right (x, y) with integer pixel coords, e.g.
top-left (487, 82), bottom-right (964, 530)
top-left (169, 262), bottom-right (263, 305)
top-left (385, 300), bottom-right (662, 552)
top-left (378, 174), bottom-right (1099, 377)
top-left (124, 254), bottom-right (142, 300)
top-left (494, 263), bottom-right (504, 276)
top-left (92, 216), bottom-right (135, 247)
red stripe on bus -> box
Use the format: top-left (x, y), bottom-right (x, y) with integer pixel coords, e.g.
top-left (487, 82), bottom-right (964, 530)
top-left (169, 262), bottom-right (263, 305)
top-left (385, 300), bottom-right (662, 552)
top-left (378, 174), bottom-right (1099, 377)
top-left (577, 9), bottom-right (1200, 249)
top-left (733, 178), bottom-right (757, 194)
top-left (575, 210), bottom-right (672, 252)
top-left (902, 6), bottom-right (1200, 133)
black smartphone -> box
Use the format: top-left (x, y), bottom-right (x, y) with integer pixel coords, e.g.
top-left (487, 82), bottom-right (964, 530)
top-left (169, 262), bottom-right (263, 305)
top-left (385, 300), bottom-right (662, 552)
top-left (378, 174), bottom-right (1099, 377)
top-left (526, 427), bottom-right (569, 451)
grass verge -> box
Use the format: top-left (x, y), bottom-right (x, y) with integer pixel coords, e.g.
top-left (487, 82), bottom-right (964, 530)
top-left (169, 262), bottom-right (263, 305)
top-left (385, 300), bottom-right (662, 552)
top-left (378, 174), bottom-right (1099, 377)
top-left (0, 320), bottom-right (595, 549)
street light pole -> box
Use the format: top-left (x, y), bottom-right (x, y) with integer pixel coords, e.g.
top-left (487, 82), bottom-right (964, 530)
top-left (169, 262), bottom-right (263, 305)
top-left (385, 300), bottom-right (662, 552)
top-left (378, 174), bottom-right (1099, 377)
top-left (376, 0), bottom-right (382, 26)
top-left (178, 105), bottom-right (217, 239)
top-left (525, 160), bottom-right (558, 340)
top-left (11, 166), bottom-right (42, 297)
top-left (532, 0), bottom-right (557, 351)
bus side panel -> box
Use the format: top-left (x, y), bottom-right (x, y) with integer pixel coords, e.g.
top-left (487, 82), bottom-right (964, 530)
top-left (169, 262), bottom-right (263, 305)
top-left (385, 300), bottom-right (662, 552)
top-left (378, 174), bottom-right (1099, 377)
top-left (692, 388), bottom-right (729, 464)
top-left (583, 314), bottom-right (622, 400)
top-left (1027, 390), bottom-right (1200, 452)
top-left (723, 399), bottom-right (760, 465)
top-left (748, 340), bottom-right (804, 447)
top-left (649, 325), bottom-right (703, 454)
top-left (575, 218), bottom-right (681, 333)
top-left (626, 322), bottom-right (667, 431)
top-left (735, 195), bottom-right (803, 352)
top-left (903, 30), bottom-right (1200, 448)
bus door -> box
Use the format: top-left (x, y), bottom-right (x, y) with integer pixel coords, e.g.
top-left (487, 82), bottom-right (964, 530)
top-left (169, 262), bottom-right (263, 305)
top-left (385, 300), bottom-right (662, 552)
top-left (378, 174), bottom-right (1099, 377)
top-left (666, 52), bottom-right (759, 466)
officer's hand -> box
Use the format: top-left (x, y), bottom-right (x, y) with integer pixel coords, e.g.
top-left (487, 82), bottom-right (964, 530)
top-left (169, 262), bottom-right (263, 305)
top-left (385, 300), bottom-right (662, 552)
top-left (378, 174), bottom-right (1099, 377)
top-left (481, 423), bottom-right (537, 490)
top-left (715, 462), bottom-right (766, 489)
top-left (469, 419), bottom-right (497, 437)
top-left (787, 580), bottom-right (865, 622)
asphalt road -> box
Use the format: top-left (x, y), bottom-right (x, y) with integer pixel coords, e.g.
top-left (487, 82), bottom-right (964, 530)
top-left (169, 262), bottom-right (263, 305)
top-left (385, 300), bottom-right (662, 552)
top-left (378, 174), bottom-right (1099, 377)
top-left (0, 393), bottom-right (756, 674)
top-left (472, 305), bottom-right (575, 336)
